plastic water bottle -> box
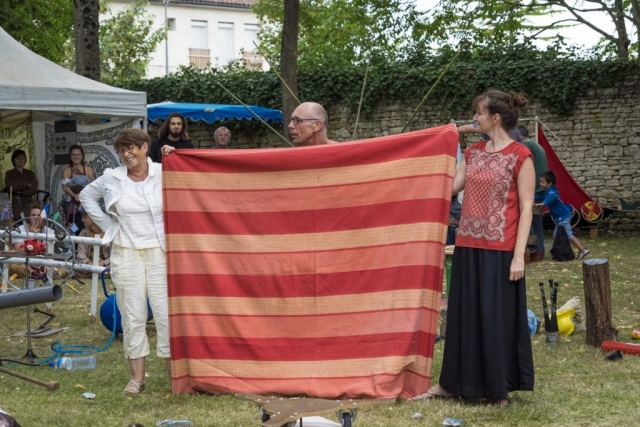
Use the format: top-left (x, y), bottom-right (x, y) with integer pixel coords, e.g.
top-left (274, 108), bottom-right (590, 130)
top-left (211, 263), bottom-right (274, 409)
top-left (49, 356), bottom-right (96, 371)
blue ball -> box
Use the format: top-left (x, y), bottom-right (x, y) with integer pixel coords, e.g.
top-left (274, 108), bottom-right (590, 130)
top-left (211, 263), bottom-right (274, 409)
top-left (99, 294), bottom-right (153, 334)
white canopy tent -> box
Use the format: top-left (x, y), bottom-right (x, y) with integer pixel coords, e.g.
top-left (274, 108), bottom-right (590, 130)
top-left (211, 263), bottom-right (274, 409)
top-left (0, 25), bottom-right (147, 191)
top-left (0, 26), bottom-right (146, 119)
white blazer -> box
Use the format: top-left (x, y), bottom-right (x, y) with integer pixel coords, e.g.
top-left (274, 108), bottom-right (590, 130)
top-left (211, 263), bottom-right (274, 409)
top-left (79, 158), bottom-right (165, 251)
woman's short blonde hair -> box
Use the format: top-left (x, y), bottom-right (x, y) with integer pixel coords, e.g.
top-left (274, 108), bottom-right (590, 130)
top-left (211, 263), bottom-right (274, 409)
top-left (114, 128), bottom-right (151, 152)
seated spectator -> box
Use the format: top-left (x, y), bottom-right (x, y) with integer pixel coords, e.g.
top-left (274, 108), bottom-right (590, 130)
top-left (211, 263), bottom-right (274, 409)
top-left (4, 149), bottom-right (38, 219)
top-left (75, 213), bottom-right (111, 279)
top-left (9, 202), bottom-right (55, 284)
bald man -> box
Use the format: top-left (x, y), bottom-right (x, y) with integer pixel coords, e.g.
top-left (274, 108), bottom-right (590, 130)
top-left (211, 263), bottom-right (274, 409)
top-left (288, 102), bottom-right (337, 146)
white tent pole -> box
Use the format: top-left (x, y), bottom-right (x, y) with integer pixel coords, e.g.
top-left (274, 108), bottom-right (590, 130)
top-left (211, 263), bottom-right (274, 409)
top-left (90, 235), bottom-right (102, 320)
top-left (534, 116), bottom-right (539, 143)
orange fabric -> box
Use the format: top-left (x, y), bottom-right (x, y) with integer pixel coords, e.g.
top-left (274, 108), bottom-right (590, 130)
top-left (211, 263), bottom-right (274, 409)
top-left (164, 125), bottom-right (458, 398)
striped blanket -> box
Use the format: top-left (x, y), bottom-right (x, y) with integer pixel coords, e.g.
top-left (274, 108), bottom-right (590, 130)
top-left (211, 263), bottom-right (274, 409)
top-left (164, 125), bottom-right (458, 398)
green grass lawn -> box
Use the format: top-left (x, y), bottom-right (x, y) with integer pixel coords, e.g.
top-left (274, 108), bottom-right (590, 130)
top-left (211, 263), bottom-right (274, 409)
top-left (1, 233), bottom-right (639, 427)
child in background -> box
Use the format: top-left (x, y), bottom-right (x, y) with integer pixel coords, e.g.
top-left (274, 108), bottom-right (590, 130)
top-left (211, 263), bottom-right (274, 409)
top-left (536, 170), bottom-right (590, 260)
top-left (76, 213), bottom-right (111, 278)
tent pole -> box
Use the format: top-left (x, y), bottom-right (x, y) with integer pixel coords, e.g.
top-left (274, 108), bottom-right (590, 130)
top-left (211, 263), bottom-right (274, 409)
top-left (143, 116), bottom-right (148, 132)
top-left (534, 115), bottom-right (539, 143)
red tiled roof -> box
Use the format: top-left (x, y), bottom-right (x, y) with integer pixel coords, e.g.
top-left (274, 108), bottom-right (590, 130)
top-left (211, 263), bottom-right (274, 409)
top-left (150, 0), bottom-right (256, 7)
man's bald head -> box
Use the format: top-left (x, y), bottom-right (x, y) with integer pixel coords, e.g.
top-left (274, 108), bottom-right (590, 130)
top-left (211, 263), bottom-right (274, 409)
top-left (288, 102), bottom-right (334, 146)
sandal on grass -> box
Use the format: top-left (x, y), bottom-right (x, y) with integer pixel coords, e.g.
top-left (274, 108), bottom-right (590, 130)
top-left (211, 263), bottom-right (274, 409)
top-left (409, 385), bottom-right (458, 401)
top-left (123, 379), bottom-right (145, 394)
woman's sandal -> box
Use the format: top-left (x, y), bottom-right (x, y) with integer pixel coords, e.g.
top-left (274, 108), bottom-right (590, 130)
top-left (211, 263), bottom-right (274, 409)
top-left (409, 384), bottom-right (459, 401)
top-left (123, 379), bottom-right (145, 394)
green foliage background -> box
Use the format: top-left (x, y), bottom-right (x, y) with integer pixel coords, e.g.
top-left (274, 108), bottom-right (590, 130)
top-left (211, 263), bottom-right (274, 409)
top-left (0, 0), bottom-right (74, 64)
top-left (119, 46), bottom-right (639, 118)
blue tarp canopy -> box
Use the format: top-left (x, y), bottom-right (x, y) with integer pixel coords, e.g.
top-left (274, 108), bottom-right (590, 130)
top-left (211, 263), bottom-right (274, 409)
top-left (147, 102), bottom-right (282, 124)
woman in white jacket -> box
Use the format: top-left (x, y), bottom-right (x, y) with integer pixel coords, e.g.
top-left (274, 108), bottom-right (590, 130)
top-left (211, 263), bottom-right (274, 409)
top-left (80, 128), bottom-right (169, 394)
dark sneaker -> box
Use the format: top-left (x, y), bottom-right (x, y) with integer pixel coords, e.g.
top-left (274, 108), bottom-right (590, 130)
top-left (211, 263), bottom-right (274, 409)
top-left (577, 249), bottom-right (590, 260)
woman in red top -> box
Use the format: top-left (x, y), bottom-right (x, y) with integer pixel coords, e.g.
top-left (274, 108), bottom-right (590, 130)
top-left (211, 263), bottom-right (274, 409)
top-left (414, 90), bottom-right (536, 406)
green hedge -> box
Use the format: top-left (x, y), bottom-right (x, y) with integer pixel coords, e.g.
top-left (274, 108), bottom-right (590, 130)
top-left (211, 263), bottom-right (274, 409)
top-left (119, 55), bottom-right (639, 118)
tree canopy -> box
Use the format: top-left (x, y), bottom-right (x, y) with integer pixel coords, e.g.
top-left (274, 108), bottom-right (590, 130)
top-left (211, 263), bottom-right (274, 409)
top-left (254, 0), bottom-right (429, 67)
top-left (2, 0), bottom-right (164, 82)
top-left (99, 0), bottom-right (165, 83)
top-left (0, 0), bottom-right (74, 64)
top-left (253, 0), bottom-right (640, 64)
top-left (426, 0), bottom-right (640, 60)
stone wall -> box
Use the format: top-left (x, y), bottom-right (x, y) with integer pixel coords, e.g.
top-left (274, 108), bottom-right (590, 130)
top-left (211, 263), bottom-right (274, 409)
top-left (150, 73), bottom-right (640, 231)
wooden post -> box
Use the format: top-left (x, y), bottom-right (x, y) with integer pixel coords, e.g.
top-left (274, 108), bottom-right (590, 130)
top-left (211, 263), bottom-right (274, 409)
top-left (582, 258), bottom-right (618, 347)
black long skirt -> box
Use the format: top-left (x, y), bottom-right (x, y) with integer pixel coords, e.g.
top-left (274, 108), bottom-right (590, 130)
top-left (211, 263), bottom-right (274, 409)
top-left (439, 247), bottom-right (534, 401)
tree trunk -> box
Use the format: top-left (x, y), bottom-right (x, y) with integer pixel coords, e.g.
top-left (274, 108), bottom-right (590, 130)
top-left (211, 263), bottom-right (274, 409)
top-left (629, 0), bottom-right (640, 56)
top-left (74, 0), bottom-right (101, 81)
top-left (613, 0), bottom-right (630, 60)
top-left (582, 258), bottom-right (619, 347)
top-left (280, 0), bottom-right (299, 141)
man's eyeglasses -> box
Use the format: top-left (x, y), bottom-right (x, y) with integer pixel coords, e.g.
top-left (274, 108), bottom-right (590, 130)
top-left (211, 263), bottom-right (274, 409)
top-left (290, 117), bottom-right (318, 126)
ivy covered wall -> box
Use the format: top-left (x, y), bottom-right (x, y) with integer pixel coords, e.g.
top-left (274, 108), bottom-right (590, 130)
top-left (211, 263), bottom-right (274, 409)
top-left (129, 58), bottom-right (640, 230)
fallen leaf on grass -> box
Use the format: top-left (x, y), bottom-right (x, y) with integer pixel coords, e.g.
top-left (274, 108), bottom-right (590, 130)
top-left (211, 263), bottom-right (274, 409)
top-left (575, 348), bottom-right (586, 354)
top-left (165, 393), bottom-right (172, 399)
top-left (562, 268), bottom-right (570, 272)
top-left (75, 384), bottom-right (86, 389)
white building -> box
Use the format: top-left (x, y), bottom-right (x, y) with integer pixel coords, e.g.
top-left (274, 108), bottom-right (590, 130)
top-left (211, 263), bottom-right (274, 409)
top-left (107, 0), bottom-right (263, 78)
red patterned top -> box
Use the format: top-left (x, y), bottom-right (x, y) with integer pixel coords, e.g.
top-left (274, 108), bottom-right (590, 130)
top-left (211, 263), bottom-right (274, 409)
top-left (456, 141), bottom-right (532, 251)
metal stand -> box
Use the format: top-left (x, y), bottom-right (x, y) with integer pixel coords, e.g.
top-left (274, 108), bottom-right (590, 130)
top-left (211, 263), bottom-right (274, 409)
top-left (23, 257), bottom-right (37, 360)
top-left (0, 216), bottom-right (75, 361)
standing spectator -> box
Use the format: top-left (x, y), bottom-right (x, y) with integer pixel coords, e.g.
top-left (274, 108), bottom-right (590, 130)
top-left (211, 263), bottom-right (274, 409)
top-left (80, 128), bottom-right (170, 394)
top-left (212, 126), bottom-right (232, 149)
top-left (149, 112), bottom-right (194, 163)
top-left (517, 125), bottom-right (548, 259)
top-left (4, 149), bottom-right (38, 219)
top-left (413, 89), bottom-right (535, 406)
top-left (61, 145), bottom-right (96, 233)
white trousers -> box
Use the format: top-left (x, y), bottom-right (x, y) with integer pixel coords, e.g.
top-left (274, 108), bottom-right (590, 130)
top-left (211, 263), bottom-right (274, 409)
top-left (111, 244), bottom-right (170, 359)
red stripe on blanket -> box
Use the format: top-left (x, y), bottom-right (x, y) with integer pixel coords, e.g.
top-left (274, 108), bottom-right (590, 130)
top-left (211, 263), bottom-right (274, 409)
top-left (165, 199), bottom-right (447, 235)
top-left (168, 265), bottom-right (441, 297)
top-left (170, 332), bottom-right (433, 361)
